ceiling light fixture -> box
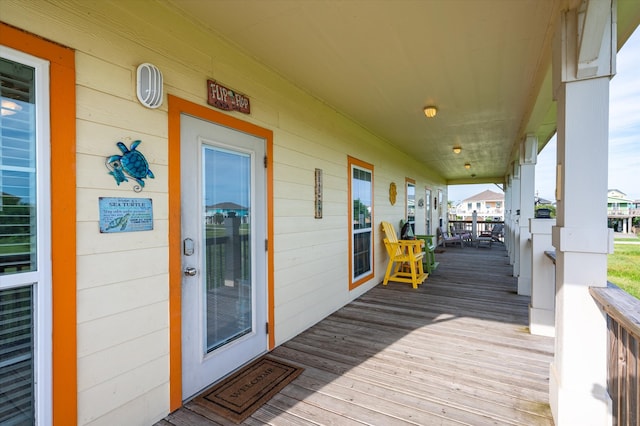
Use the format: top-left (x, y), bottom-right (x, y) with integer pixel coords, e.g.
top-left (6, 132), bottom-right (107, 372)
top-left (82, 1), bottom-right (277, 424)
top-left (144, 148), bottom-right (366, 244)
top-left (1, 99), bottom-right (22, 116)
top-left (464, 163), bottom-right (471, 169)
top-left (452, 146), bottom-right (462, 154)
top-left (423, 106), bottom-right (437, 118)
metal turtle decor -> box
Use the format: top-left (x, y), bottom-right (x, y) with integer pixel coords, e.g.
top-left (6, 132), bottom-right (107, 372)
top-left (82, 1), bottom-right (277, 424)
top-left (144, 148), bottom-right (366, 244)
top-left (106, 140), bottom-right (154, 192)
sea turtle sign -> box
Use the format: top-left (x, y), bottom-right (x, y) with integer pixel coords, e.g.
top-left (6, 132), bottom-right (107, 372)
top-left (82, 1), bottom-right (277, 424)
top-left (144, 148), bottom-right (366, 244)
top-left (99, 197), bottom-right (153, 233)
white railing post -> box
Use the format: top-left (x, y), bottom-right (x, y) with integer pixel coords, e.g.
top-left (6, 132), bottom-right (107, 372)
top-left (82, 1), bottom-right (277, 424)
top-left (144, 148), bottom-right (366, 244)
top-left (472, 211), bottom-right (477, 239)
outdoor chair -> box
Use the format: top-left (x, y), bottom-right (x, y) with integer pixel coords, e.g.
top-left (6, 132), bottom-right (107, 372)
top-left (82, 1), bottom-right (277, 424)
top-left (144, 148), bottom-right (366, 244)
top-left (472, 233), bottom-right (493, 248)
top-left (490, 223), bottom-right (504, 242)
top-left (437, 226), bottom-right (465, 248)
top-left (381, 221), bottom-right (428, 289)
top-left (450, 224), bottom-right (472, 244)
top-left (415, 234), bottom-right (439, 273)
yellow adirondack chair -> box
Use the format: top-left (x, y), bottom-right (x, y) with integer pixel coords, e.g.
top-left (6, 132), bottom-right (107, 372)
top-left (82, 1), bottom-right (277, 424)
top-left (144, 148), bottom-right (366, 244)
top-left (381, 221), bottom-right (428, 289)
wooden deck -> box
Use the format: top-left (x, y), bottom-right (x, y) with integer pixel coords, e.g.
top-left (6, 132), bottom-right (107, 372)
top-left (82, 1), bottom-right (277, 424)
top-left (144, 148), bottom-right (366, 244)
top-left (158, 243), bottom-right (555, 425)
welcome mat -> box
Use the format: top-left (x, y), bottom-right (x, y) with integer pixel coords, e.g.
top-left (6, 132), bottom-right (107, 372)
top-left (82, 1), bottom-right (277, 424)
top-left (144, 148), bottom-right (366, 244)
top-left (195, 356), bottom-right (304, 423)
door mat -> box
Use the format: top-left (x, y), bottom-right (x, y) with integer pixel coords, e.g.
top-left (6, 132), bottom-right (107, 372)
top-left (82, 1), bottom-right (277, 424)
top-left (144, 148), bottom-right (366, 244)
top-left (194, 356), bottom-right (304, 424)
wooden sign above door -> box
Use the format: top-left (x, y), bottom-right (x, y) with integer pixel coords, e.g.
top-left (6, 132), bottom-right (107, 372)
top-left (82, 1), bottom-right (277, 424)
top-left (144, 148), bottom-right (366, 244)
top-left (207, 79), bottom-right (251, 114)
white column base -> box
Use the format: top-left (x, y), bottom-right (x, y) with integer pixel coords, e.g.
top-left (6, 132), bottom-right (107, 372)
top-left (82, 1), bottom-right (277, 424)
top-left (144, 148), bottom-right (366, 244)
top-left (529, 304), bottom-right (555, 337)
top-left (550, 362), bottom-right (612, 426)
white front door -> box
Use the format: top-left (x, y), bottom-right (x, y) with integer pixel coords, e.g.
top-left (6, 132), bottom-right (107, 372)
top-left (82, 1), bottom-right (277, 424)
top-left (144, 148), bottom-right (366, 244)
top-left (180, 114), bottom-right (267, 400)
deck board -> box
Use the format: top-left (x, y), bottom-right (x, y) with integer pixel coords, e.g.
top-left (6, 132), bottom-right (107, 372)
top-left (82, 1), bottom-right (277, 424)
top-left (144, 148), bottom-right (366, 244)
top-left (157, 243), bottom-right (554, 425)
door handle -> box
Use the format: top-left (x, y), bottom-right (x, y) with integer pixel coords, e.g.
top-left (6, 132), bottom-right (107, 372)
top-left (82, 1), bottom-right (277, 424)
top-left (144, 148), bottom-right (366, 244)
top-left (184, 267), bottom-right (197, 276)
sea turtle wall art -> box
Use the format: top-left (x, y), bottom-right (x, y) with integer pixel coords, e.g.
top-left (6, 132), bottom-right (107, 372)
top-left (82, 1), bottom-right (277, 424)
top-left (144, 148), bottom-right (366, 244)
top-left (106, 139), bottom-right (154, 192)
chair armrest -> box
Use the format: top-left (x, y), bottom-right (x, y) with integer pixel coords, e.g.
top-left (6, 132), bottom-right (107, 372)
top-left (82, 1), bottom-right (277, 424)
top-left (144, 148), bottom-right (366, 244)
top-left (415, 235), bottom-right (436, 251)
top-left (398, 239), bottom-right (424, 254)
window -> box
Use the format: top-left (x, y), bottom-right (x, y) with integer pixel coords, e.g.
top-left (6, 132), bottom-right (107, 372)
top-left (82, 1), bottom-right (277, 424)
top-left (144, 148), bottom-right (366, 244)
top-left (405, 178), bottom-right (415, 229)
top-left (467, 203), bottom-right (472, 211)
top-left (496, 201), bottom-right (502, 209)
top-left (476, 202), bottom-right (481, 210)
top-left (348, 156), bottom-right (373, 289)
top-left (424, 188), bottom-right (432, 235)
top-left (0, 48), bottom-right (51, 425)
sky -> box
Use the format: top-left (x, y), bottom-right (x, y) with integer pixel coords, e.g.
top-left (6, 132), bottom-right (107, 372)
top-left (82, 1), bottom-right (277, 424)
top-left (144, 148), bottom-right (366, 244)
top-left (449, 27), bottom-right (640, 204)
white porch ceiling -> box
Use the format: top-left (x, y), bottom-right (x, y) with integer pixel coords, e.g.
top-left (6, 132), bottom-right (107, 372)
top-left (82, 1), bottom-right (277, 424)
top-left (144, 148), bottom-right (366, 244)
top-left (166, 0), bottom-right (640, 185)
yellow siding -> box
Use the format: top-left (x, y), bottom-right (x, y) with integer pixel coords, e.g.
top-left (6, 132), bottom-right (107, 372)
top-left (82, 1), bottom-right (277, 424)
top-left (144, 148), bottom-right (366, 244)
top-left (2, 0), bottom-right (448, 424)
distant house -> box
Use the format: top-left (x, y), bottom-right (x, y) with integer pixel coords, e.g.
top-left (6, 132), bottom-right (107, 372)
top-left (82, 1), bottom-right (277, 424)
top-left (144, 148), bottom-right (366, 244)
top-left (535, 195), bottom-right (554, 206)
top-left (205, 202), bottom-right (249, 224)
top-left (206, 201), bottom-right (248, 217)
top-left (607, 189), bottom-right (636, 233)
top-left (453, 189), bottom-right (504, 221)
top-left (608, 189), bottom-right (632, 215)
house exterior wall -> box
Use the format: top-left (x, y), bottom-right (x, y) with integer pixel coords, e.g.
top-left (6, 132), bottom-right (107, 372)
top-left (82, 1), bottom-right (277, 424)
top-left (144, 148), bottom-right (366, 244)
top-left (1, 1), bottom-right (446, 425)
top-left (454, 199), bottom-right (504, 220)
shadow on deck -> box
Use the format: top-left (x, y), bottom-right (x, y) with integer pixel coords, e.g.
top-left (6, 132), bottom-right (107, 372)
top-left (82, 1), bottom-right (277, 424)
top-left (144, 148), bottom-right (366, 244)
top-left (159, 243), bottom-right (555, 425)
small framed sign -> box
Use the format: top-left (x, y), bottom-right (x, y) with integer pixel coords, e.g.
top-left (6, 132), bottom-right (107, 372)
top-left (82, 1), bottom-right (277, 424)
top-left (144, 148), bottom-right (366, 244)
top-left (99, 197), bottom-right (153, 233)
top-left (315, 168), bottom-right (323, 219)
top-left (207, 80), bottom-right (251, 114)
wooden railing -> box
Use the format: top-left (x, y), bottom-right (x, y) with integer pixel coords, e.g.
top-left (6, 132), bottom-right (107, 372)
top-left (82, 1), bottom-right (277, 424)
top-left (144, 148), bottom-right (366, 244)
top-left (608, 208), bottom-right (640, 217)
top-left (590, 283), bottom-right (640, 426)
top-left (205, 235), bottom-right (250, 290)
top-left (448, 220), bottom-right (504, 239)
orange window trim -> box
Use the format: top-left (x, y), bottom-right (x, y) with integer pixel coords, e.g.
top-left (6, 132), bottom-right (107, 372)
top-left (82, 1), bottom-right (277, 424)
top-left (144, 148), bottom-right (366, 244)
top-left (347, 155), bottom-right (375, 290)
top-left (167, 95), bottom-right (274, 411)
top-left (0, 23), bottom-right (77, 426)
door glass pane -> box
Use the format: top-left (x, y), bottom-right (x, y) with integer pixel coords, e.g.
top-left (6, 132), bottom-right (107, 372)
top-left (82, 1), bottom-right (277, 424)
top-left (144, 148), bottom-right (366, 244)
top-left (202, 146), bottom-right (252, 353)
top-left (0, 58), bottom-right (36, 275)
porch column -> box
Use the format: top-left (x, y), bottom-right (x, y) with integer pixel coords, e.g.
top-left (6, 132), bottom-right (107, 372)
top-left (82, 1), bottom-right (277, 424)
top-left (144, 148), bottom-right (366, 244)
top-left (504, 176), bottom-right (512, 255)
top-left (518, 135), bottom-right (537, 295)
top-left (511, 163), bottom-right (521, 275)
top-left (529, 218), bottom-right (556, 336)
top-left (549, 2), bottom-right (615, 424)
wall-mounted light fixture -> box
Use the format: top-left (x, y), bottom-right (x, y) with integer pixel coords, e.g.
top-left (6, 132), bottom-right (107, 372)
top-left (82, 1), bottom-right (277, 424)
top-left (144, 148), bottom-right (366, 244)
top-left (464, 163), bottom-right (471, 169)
top-left (423, 106), bottom-right (437, 118)
top-left (136, 63), bottom-right (163, 109)
top-left (452, 146), bottom-right (462, 154)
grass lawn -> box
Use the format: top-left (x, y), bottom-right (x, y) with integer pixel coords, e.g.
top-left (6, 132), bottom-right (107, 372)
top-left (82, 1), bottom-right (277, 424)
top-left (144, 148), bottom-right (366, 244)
top-left (609, 235), bottom-right (640, 299)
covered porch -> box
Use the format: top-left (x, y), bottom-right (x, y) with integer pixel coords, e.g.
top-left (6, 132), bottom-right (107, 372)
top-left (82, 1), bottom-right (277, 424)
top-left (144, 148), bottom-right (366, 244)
top-left (159, 244), bottom-right (555, 425)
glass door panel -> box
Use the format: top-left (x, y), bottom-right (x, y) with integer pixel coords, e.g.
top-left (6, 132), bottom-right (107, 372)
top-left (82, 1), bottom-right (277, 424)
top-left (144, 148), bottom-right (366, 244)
top-left (202, 146), bottom-right (252, 352)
